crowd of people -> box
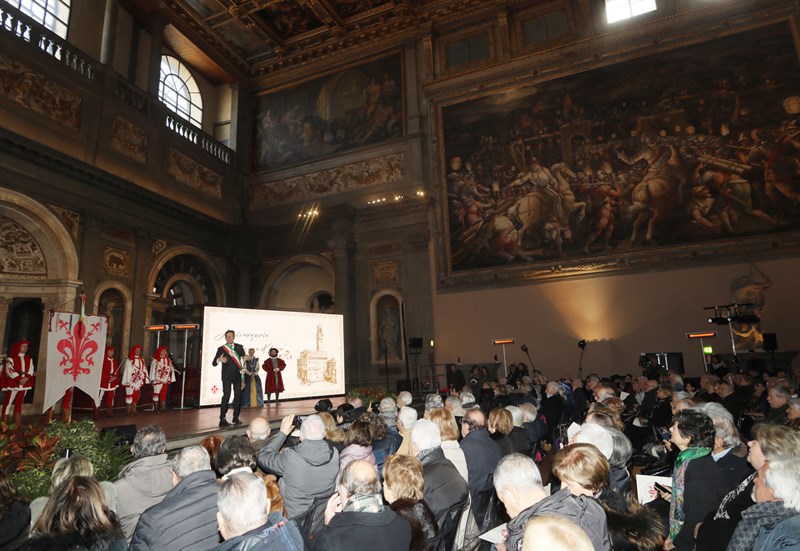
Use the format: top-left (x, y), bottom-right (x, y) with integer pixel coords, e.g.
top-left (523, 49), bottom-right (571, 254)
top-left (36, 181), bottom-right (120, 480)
top-left (2, 359), bottom-right (800, 551)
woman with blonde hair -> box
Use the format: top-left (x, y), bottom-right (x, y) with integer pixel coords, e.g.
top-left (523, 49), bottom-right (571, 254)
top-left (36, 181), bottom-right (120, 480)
top-left (424, 407), bottom-right (468, 481)
top-left (29, 454), bottom-right (117, 528)
top-left (522, 514), bottom-right (593, 551)
top-left (23, 476), bottom-right (125, 550)
top-left (383, 454), bottom-right (438, 551)
top-left (488, 407), bottom-right (514, 457)
top-left (319, 411), bottom-right (346, 452)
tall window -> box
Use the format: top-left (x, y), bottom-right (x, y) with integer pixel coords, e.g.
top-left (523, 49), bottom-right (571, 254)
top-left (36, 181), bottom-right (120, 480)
top-left (3, 0), bottom-right (70, 38)
top-left (605, 0), bottom-right (656, 23)
top-left (159, 55), bottom-right (203, 128)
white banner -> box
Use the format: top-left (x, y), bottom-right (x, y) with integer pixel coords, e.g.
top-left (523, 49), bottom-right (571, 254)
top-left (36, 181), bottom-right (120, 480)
top-left (45, 313), bottom-right (107, 411)
top-left (200, 307), bottom-right (345, 406)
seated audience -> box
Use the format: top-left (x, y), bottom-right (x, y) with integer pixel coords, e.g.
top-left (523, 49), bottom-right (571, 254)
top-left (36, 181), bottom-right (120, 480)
top-left (318, 411), bottom-right (346, 452)
top-left (521, 514), bottom-right (593, 551)
top-left (661, 409), bottom-right (728, 551)
top-left (607, 428), bottom-right (633, 494)
top-left (493, 451), bottom-right (611, 551)
top-left (22, 476), bottom-right (125, 551)
top-left (29, 454), bottom-right (117, 528)
top-left (788, 397), bottom-right (800, 430)
top-left (411, 419), bottom-right (469, 521)
top-left (751, 457), bottom-right (800, 550)
top-left (766, 386), bottom-right (792, 424)
top-left (716, 381), bottom-right (744, 420)
top-left (114, 424), bottom-right (173, 540)
top-left (360, 410), bottom-right (399, 477)
top-left (217, 435), bottom-right (258, 479)
top-left (505, 406), bottom-right (532, 456)
top-left (383, 454), bottom-right (439, 551)
top-left (425, 407), bottom-right (468, 482)
top-left (396, 390), bottom-right (413, 409)
top-left (214, 472), bottom-right (304, 551)
top-left (539, 381), bottom-right (566, 430)
top-left (131, 445), bottom-right (221, 551)
top-left (425, 393), bottom-right (444, 412)
top-left (692, 402), bottom-right (752, 488)
top-left (518, 402), bottom-right (546, 454)
top-left (0, 469), bottom-right (29, 549)
top-left (696, 423), bottom-right (800, 551)
top-left (315, 460), bottom-right (411, 551)
top-left (396, 406), bottom-right (418, 456)
top-left (200, 434), bottom-right (225, 477)
top-left (246, 417), bottom-right (271, 455)
top-left (459, 408), bottom-right (502, 499)
top-left (488, 407), bottom-right (515, 457)
top-left (257, 414), bottom-right (339, 518)
top-left (337, 419), bottom-right (377, 484)
top-left (728, 456), bottom-right (800, 551)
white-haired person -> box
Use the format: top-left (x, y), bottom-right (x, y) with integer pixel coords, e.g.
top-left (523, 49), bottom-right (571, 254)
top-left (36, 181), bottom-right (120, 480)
top-left (505, 405), bottom-right (531, 456)
top-left (411, 418), bottom-right (469, 522)
top-left (731, 456), bottom-right (800, 551)
top-left (696, 423), bottom-right (800, 551)
top-left (691, 402), bottom-right (752, 489)
top-left (213, 472), bottom-right (303, 550)
top-left (521, 514), bottom-right (593, 551)
top-left (257, 414), bottom-right (339, 518)
top-left (395, 406), bottom-right (418, 456)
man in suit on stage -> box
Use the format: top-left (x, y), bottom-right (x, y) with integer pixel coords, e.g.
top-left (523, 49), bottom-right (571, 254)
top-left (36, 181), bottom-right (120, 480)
top-left (213, 329), bottom-right (245, 427)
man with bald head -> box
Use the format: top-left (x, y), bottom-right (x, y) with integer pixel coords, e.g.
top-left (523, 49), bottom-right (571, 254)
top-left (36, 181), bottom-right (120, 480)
top-left (246, 416), bottom-right (270, 455)
top-left (459, 409), bottom-right (502, 498)
top-left (314, 460), bottom-right (411, 550)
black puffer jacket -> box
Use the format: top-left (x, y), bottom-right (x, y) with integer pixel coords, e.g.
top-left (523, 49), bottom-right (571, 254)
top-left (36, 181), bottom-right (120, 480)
top-left (417, 447), bottom-right (469, 521)
top-left (390, 498), bottom-right (438, 551)
top-left (598, 488), bottom-right (664, 551)
top-left (18, 530), bottom-right (127, 551)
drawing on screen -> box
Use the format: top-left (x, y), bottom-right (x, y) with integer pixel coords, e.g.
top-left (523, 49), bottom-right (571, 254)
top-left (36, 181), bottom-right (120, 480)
top-left (297, 324), bottom-right (337, 384)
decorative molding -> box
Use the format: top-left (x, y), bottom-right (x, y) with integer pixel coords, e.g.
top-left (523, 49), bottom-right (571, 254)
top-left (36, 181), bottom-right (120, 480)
top-left (152, 238), bottom-right (168, 256)
top-left (260, 258), bottom-right (283, 283)
top-left (249, 152), bottom-right (405, 208)
top-left (0, 215), bottom-right (47, 278)
top-left (0, 52), bottom-right (81, 128)
top-left (110, 116), bottom-right (148, 163)
top-left (372, 259), bottom-right (398, 285)
top-left (102, 246), bottom-right (130, 277)
top-left (166, 149), bottom-right (223, 200)
top-left (49, 205), bottom-right (80, 242)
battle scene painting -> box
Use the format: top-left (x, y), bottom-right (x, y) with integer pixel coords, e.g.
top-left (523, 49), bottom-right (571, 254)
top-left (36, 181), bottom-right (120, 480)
top-left (253, 54), bottom-right (403, 171)
top-left (441, 24), bottom-right (800, 274)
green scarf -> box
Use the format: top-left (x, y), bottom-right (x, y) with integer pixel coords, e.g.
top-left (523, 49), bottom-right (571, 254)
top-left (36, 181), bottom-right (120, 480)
top-left (669, 446), bottom-right (711, 540)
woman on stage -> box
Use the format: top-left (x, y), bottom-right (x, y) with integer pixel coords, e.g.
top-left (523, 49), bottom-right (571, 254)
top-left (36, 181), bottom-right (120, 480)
top-left (242, 348), bottom-right (263, 407)
top-left (121, 345), bottom-right (147, 415)
top-left (262, 348), bottom-right (285, 405)
top-left (149, 345), bottom-right (175, 413)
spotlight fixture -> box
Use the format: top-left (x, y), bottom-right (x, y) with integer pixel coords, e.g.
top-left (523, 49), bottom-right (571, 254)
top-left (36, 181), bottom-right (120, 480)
top-left (707, 317), bottom-right (730, 325)
top-left (730, 314), bottom-right (760, 324)
top-left (520, 344), bottom-right (529, 353)
top-left (578, 339), bottom-right (587, 349)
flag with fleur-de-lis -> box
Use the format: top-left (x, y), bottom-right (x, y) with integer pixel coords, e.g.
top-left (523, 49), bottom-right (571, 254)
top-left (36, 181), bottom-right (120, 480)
top-left (44, 313), bottom-right (107, 411)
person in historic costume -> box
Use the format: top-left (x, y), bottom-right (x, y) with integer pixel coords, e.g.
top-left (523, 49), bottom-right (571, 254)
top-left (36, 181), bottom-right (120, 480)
top-left (263, 347), bottom-right (286, 406)
top-left (1, 340), bottom-right (34, 425)
top-left (242, 348), bottom-right (263, 408)
top-left (121, 345), bottom-right (147, 415)
top-left (213, 330), bottom-right (245, 427)
top-left (149, 345), bottom-right (175, 413)
top-left (98, 345), bottom-right (119, 418)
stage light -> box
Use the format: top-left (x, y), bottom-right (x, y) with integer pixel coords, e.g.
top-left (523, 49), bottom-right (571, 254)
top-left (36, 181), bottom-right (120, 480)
top-left (687, 331), bottom-right (717, 339)
top-left (492, 339), bottom-right (515, 345)
top-left (707, 317), bottom-right (729, 325)
top-left (578, 339), bottom-right (587, 349)
top-left (144, 324), bottom-right (169, 332)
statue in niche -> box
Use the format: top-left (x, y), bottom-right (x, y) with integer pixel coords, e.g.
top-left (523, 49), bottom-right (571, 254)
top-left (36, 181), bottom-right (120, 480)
top-left (377, 295), bottom-right (401, 360)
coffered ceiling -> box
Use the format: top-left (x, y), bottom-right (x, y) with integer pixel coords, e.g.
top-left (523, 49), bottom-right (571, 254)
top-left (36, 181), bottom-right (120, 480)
top-left (147, 0), bottom-right (520, 87)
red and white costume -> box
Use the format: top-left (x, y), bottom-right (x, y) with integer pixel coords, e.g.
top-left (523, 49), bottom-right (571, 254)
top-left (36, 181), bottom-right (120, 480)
top-left (99, 346), bottom-right (120, 409)
top-left (149, 346), bottom-right (175, 403)
top-left (121, 345), bottom-right (147, 405)
top-left (1, 340), bottom-right (35, 418)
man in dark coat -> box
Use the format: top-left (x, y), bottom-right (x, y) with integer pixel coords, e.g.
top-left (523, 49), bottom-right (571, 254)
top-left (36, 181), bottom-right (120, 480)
top-left (459, 409), bottom-right (502, 498)
top-left (411, 419), bottom-right (469, 522)
top-left (314, 460), bottom-right (411, 551)
top-left (131, 445), bottom-right (221, 551)
top-left (213, 329), bottom-right (246, 427)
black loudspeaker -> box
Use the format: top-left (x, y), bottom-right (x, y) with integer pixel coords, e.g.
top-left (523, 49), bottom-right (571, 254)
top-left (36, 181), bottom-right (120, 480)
top-left (763, 333), bottom-right (778, 352)
top-left (397, 379), bottom-right (412, 393)
top-left (101, 424), bottom-right (137, 447)
top-left (408, 338), bottom-right (423, 349)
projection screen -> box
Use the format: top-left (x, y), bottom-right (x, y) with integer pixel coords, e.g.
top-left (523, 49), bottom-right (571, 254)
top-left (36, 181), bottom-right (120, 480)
top-left (200, 306), bottom-right (345, 406)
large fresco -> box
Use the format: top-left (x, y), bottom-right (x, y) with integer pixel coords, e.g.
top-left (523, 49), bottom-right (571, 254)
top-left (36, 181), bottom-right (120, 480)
top-left (253, 54), bottom-right (403, 171)
top-left (441, 24), bottom-right (800, 275)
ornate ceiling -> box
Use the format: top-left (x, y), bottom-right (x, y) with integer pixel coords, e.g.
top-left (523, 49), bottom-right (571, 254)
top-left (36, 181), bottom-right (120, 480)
top-left (154, 0), bottom-right (513, 87)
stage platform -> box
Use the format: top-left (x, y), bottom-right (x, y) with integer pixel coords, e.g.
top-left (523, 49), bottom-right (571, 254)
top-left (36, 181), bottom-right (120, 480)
top-left (26, 395), bottom-right (347, 451)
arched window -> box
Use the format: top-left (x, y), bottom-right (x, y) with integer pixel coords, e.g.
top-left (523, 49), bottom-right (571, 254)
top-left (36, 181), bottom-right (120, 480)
top-left (5, 0), bottom-right (71, 38)
top-left (158, 55), bottom-right (203, 128)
